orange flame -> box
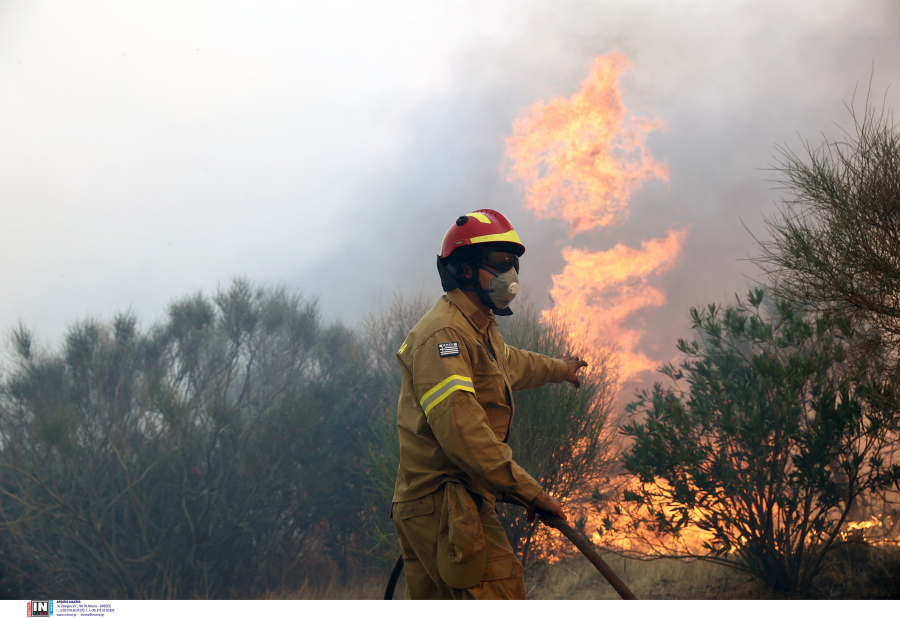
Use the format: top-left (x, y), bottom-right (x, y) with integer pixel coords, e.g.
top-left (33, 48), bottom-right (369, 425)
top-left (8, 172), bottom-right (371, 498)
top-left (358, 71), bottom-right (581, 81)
top-left (589, 477), bottom-right (718, 556)
top-left (549, 229), bottom-right (688, 380)
top-left (506, 52), bottom-right (682, 383)
top-left (505, 52), bottom-right (668, 235)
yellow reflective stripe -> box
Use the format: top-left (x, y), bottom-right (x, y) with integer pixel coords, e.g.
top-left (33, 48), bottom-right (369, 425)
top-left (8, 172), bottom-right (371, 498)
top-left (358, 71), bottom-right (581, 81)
top-left (423, 382), bottom-right (475, 415)
top-left (505, 344), bottom-right (510, 359)
top-left (419, 374), bottom-right (475, 415)
top-left (420, 374), bottom-right (466, 403)
top-left (469, 230), bottom-right (522, 245)
top-left (398, 342), bottom-right (407, 354)
top-left (465, 212), bottom-right (492, 224)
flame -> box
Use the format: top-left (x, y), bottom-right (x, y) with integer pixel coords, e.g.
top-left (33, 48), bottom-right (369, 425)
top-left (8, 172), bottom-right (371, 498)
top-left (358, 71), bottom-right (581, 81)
top-left (846, 519), bottom-right (879, 532)
top-left (506, 52), bottom-right (682, 383)
top-left (590, 481), bottom-right (900, 556)
top-left (547, 229), bottom-right (687, 381)
top-left (839, 516), bottom-right (898, 545)
top-left (505, 52), bottom-right (668, 235)
top-left (592, 476), bottom-right (718, 556)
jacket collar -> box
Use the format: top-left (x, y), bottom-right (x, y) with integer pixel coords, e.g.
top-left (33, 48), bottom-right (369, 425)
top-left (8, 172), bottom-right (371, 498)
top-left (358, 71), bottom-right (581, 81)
top-left (446, 289), bottom-right (492, 334)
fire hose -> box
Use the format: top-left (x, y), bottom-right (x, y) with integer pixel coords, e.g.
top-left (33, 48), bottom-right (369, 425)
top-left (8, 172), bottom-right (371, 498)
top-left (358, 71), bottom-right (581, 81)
top-left (383, 496), bottom-right (637, 600)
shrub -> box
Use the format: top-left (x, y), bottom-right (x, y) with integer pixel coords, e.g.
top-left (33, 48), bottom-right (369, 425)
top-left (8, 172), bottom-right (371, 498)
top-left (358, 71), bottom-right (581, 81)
top-left (620, 288), bottom-right (900, 592)
top-left (755, 101), bottom-right (900, 360)
top-left (0, 279), bottom-right (381, 598)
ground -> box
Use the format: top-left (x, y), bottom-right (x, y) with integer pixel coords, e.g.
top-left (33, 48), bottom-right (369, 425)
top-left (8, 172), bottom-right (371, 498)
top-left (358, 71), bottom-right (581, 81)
top-left (284, 543), bottom-right (900, 600)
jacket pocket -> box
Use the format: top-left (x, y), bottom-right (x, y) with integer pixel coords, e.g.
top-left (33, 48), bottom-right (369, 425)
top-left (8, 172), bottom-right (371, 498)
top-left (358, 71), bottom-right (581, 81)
top-left (473, 365), bottom-right (507, 397)
top-left (472, 366), bottom-right (512, 438)
top-left (393, 494), bottom-right (434, 520)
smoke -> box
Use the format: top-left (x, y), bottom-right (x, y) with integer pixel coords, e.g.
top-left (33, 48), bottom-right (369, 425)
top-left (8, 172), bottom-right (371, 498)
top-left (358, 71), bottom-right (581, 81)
top-left (0, 0), bottom-right (898, 370)
top-left (314, 0), bottom-right (900, 392)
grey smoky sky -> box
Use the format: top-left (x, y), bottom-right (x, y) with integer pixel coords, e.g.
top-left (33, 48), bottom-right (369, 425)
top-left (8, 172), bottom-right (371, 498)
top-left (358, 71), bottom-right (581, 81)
top-left (1, 0), bottom-right (898, 382)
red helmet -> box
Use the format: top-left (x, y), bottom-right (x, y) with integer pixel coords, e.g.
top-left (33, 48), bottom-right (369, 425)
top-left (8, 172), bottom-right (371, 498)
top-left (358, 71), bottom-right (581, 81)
top-left (439, 209), bottom-right (525, 259)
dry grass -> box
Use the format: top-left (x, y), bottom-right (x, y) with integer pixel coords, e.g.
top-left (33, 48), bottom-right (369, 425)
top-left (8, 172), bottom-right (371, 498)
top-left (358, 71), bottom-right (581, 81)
top-left (282, 544), bottom-right (900, 600)
top-left (525, 554), bottom-right (766, 600)
top-left (811, 542), bottom-right (900, 599)
top-left (527, 543), bottom-right (900, 600)
top-left (280, 557), bottom-right (756, 600)
top-left (266, 577), bottom-right (392, 600)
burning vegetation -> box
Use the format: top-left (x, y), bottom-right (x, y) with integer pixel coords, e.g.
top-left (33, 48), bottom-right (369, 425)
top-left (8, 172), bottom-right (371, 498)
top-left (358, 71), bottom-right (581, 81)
top-left (503, 52), bottom-right (900, 594)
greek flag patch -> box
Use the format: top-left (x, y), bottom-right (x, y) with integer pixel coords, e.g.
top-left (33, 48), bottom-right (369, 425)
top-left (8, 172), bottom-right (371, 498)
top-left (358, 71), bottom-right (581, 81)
top-left (438, 342), bottom-right (460, 357)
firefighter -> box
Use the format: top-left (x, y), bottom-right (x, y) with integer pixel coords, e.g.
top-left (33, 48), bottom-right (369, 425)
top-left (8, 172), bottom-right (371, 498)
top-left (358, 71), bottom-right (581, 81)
top-left (391, 209), bottom-right (588, 600)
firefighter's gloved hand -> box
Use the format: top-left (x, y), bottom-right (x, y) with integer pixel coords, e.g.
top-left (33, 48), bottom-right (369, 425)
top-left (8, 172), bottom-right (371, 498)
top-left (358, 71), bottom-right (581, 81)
top-left (526, 490), bottom-right (566, 523)
top-left (562, 355), bottom-right (588, 388)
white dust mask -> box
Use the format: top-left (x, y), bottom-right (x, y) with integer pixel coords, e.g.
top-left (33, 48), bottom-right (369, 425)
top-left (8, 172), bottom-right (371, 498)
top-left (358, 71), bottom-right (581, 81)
top-left (481, 266), bottom-right (519, 309)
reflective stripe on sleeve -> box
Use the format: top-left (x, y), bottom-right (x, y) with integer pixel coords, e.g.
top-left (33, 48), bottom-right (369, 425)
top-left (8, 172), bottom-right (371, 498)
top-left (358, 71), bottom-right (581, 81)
top-left (398, 342), bottom-right (407, 354)
top-left (419, 374), bottom-right (475, 415)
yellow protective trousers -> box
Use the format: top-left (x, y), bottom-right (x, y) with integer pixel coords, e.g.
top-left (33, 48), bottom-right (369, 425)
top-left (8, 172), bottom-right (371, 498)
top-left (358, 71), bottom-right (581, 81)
top-left (392, 483), bottom-right (526, 600)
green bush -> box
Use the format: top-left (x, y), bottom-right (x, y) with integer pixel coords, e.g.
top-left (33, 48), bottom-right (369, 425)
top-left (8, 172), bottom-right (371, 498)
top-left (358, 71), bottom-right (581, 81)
top-left (756, 103), bottom-right (900, 357)
top-left (620, 288), bottom-right (900, 592)
top-left (0, 279), bottom-right (384, 599)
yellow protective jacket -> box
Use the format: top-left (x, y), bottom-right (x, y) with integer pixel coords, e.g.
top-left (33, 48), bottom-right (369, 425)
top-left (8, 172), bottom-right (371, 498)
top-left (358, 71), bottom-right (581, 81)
top-left (392, 289), bottom-right (569, 506)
